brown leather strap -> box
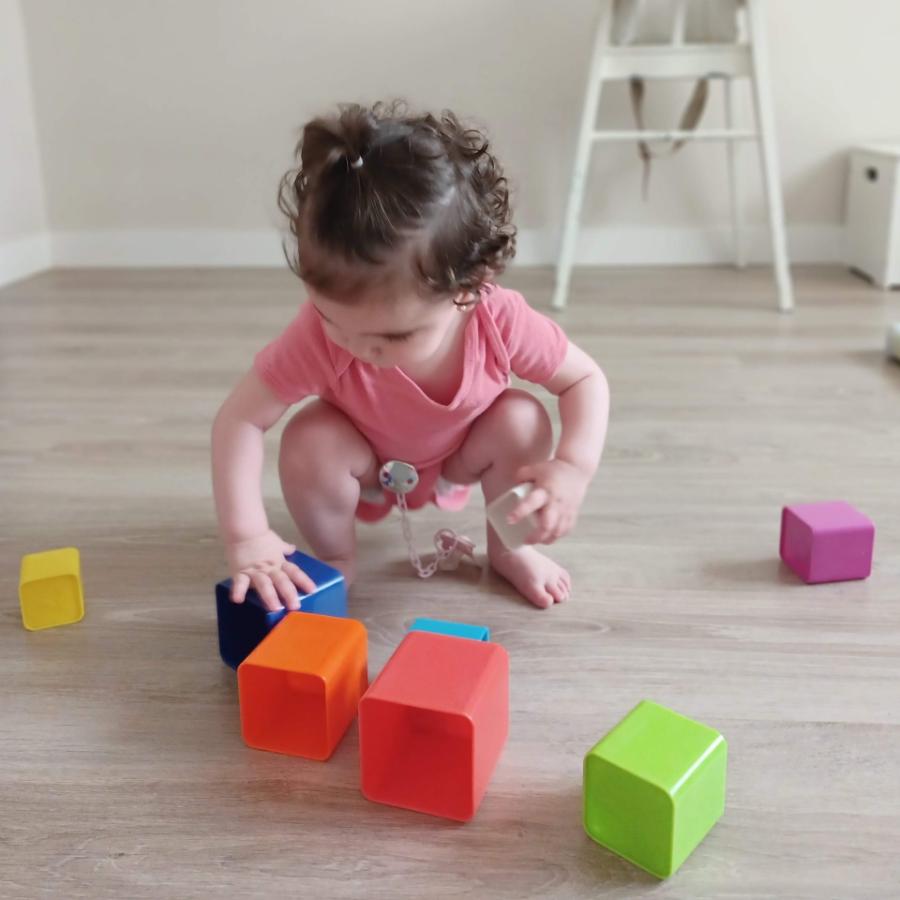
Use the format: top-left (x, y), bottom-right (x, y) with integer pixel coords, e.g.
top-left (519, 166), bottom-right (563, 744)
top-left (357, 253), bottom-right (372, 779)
top-left (629, 76), bottom-right (710, 199)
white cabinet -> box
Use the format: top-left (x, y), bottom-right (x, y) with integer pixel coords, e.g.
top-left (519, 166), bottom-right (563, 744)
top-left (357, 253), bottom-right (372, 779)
top-left (846, 145), bottom-right (900, 289)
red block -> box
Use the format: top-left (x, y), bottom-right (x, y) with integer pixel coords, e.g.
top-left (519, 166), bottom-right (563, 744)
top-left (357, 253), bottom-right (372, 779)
top-left (359, 631), bottom-right (509, 821)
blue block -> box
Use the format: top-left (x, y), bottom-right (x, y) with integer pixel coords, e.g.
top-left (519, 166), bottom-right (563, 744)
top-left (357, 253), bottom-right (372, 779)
top-left (215, 551), bottom-right (346, 669)
top-left (409, 617), bottom-right (490, 642)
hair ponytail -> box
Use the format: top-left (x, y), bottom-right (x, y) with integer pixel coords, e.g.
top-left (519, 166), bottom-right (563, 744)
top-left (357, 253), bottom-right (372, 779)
top-left (278, 100), bottom-right (516, 299)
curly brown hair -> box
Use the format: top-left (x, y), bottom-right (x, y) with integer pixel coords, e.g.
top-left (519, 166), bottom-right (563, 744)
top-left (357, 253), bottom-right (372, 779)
top-left (277, 100), bottom-right (516, 304)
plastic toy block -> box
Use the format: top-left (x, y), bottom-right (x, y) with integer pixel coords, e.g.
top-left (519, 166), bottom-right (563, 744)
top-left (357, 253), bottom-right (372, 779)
top-left (359, 631), bottom-right (508, 822)
top-left (216, 550), bottom-right (346, 669)
top-left (238, 612), bottom-right (367, 761)
top-left (486, 483), bottom-right (539, 549)
top-left (409, 617), bottom-right (489, 641)
top-left (780, 501), bottom-right (875, 584)
top-left (19, 547), bottom-right (85, 631)
top-left (583, 700), bottom-right (727, 879)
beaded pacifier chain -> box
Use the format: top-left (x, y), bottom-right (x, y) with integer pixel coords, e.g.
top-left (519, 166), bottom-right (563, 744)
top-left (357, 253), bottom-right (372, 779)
top-left (378, 460), bottom-right (476, 579)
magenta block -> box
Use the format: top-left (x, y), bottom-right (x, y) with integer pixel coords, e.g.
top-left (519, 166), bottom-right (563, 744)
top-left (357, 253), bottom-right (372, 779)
top-left (780, 502), bottom-right (874, 584)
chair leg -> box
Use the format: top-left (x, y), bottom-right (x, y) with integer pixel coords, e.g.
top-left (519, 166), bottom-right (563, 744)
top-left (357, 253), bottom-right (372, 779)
top-left (746, 0), bottom-right (793, 311)
top-left (553, 0), bottom-right (614, 311)
top-left (724, 78), bottom-right (746, 269)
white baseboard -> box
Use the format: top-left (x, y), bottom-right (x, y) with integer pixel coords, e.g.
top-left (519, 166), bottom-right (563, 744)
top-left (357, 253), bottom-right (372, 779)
top-left (0, 234), bottom-right (53, 289)
top-left (2, 225), bottom-right (845, 289)
top-left (516, 225), bottom-right (845, 266)
top-left (51, 229), bottom-right (288, 267)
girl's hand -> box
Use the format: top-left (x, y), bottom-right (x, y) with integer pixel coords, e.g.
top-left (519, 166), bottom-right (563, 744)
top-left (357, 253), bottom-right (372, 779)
top-left (507, 460), bottom-right (590, 545)
top-left (226, 530), bottom-right (316, 611)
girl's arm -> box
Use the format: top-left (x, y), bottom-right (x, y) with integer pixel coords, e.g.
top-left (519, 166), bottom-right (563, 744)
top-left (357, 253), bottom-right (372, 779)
top-left (509, 342), bottom-right (609, 543)
top-left (546, 342), bottom-right (609, 477)
top-left (211, 369), bottom-right (316, 608)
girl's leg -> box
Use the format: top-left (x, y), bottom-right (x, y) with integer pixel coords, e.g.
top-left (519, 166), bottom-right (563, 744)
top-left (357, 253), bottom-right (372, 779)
top-left (441, 389), bottom-right (571, 609)
top-left (278, 400), bottom-right (380, 586)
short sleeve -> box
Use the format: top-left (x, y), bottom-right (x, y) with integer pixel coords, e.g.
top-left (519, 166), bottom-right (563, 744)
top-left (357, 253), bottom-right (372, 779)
top-left (253, 302), bottom-right (334, 404)
top-left (486, 287), bottom-right (568, 383)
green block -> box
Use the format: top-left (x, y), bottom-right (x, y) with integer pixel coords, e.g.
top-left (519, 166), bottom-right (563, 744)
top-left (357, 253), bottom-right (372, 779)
top-left (583, 700), bottom-right (727, 879)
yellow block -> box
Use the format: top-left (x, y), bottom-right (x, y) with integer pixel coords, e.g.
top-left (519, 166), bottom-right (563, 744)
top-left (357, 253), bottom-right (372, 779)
top-left (19, 547), bottom-right (85, 631)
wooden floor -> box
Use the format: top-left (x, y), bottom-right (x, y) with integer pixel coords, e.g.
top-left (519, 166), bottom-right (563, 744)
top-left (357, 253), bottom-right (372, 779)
top-left (1, 265), bottom-right (899, 899)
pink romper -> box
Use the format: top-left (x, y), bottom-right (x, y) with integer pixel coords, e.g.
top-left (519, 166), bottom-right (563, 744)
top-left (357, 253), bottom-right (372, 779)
top-left (254, 283), bottom-right (568, 521)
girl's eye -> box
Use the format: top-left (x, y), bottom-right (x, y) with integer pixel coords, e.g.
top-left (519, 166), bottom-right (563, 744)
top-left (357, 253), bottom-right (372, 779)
top-left (383, 333), bottom-right (413, 343)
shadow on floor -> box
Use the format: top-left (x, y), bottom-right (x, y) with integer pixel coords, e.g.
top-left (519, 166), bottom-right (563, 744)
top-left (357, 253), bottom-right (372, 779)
top-left (845, 348), bottom-right (900, 388)
top-left (701, 557), bottom-right (802, 588)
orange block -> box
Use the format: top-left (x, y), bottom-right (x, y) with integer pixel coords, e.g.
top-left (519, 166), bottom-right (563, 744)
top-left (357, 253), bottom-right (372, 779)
top-left (238, 612), bottom-right (368, 761)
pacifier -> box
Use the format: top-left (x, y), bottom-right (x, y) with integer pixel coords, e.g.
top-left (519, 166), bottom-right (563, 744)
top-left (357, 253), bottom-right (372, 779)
top-left (379, 460), bottom-right (420, 495)
top-left (377, 459), bottom-right (476, 579)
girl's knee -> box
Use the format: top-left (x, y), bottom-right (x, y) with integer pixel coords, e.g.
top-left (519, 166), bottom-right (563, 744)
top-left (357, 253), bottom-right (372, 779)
top-left (490, 389), bottom-right (552, 448)
top-left (279, 402), bottom-right (376, 484)
top-left (443, 390), bottom-right (552, 483)
top-left (282, 400), bottom-right (334, 443)
top-left (281, 403), bottom-right (349, 475)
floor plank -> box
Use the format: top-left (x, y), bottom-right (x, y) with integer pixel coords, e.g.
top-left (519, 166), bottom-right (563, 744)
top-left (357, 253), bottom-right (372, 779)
top-left (1, 264), bottom-right (899, 898)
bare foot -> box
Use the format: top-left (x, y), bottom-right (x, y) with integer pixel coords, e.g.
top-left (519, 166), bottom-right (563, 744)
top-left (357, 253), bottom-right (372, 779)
top-left (488, 544), bottom-right (571, 609)
top-left (322, 556), bottom-right (357, 589)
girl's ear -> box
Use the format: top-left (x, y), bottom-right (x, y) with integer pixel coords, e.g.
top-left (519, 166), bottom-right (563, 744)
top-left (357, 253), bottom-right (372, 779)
top-left (452, 289), bottom-right (481, 310)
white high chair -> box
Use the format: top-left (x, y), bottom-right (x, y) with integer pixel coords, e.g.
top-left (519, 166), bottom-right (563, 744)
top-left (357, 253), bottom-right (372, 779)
top-left (553, 0), bottom-right (793, 312)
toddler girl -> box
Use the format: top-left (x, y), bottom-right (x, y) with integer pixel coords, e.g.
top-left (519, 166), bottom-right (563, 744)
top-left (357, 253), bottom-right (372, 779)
top-left (212, 101), bottom-right (609, 610)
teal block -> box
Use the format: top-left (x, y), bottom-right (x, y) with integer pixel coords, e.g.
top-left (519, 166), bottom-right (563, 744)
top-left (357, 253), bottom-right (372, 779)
top-left (409, 617), bottom-right (489, 642)
top-left (583, 700), bottom-right (727, 879)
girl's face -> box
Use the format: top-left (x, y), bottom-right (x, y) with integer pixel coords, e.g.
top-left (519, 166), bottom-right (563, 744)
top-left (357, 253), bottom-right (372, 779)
top-left (308, 287), bottom-right (468, 368)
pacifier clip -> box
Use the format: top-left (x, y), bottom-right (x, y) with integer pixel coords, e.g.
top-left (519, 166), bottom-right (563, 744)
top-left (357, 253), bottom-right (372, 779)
top-left (378, 460), bottom-right (476, 579)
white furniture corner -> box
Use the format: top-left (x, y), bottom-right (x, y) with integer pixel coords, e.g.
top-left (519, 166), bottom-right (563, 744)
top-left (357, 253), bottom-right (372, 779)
top-left (845, 145), bottom-right (900, 290)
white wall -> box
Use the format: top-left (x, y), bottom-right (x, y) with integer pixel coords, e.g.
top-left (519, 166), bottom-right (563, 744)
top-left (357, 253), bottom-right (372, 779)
top-left (7, 0), bottom-right (900, 279)
top-left (0, 0), bottom-right (50, 285)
